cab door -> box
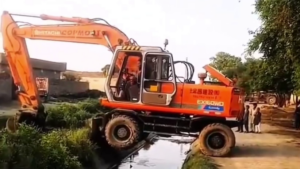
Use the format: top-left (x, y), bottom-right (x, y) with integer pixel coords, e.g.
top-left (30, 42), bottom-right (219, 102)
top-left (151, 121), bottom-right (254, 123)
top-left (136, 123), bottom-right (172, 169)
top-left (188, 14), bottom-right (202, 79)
top-left (141, 52), bottom-right (177, 106)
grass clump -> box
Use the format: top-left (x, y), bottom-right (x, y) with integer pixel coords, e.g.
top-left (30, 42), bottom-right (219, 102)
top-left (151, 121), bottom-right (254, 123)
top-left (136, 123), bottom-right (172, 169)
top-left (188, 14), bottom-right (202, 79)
top-left (181, 140), bottom-right (219, 169)
top-left (77, 98), bottom-right (103, 113)
top-left (0, 125), bottom-right (95, 169)
top-left (45, 99), bottom-right (104, 128)
top-left (182, 152), bottom-right (219, 169)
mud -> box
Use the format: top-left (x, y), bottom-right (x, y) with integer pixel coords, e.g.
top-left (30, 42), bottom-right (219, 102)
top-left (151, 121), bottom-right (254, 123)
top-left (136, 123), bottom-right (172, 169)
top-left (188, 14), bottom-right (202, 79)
top-left (215, 124), bottom-right (300, 169)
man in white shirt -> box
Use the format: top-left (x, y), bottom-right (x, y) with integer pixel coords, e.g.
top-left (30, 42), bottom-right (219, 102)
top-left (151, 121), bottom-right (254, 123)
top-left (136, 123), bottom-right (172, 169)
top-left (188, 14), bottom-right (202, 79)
top-left (249, 103), bottom-right (258, 132)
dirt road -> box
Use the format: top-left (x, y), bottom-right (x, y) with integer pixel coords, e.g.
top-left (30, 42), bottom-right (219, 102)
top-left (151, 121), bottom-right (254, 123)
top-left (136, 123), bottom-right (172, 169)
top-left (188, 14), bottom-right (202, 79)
top-left (215, 123), bottom-right (300, 169)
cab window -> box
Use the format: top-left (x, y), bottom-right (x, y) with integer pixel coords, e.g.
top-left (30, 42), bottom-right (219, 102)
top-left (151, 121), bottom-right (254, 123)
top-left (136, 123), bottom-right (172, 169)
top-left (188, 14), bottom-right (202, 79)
top-left (144, 55), bottom-right (171, 80)
top-left (161, 57), bottom-right (170, 80)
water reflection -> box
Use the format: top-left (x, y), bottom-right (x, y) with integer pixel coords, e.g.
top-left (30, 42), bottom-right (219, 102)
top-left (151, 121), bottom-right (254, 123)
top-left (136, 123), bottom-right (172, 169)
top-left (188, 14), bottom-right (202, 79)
top-left (118, 137), bottom-right (192, 169)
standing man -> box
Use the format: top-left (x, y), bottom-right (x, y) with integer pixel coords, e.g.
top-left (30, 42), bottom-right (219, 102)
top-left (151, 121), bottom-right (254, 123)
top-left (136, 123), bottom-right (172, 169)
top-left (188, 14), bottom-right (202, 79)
top-left (294, 102), bottom-right (300, 130)
top-left (236, 108), bottom-right (244, 133)
top-left (250, 103), bottom-right (258, 132)
top-left (243, 105), bottom-right (250, 133)
top-left (254, 107), bottom-right (262, 133)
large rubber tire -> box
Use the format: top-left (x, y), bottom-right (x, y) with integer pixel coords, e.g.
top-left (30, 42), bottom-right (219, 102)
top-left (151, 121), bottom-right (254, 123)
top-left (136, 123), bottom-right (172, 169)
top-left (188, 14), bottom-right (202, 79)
top-left (267, 95), bottom-right (277, 105)
top-left (105, 115), bottom-right (140, 149)
top-left (198, 123), bottom-right (235, 157)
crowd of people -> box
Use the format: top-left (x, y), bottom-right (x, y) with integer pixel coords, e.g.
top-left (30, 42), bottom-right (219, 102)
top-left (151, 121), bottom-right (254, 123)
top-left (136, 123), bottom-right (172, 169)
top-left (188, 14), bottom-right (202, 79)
top-left (237, 102), bottom-right (300, 133)
top-left (236, 103), bottom-right (261, 133)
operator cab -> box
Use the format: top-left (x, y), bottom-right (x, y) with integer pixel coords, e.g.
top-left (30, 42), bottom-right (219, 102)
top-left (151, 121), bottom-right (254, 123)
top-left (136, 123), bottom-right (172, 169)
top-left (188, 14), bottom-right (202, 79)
top-left (105, 46), bottom-right (177, 106)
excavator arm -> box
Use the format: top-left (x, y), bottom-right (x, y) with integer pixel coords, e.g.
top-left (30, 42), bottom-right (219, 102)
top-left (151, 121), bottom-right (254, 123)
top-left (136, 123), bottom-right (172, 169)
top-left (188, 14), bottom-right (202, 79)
top-left (1, 11), bottom-right (140, 129)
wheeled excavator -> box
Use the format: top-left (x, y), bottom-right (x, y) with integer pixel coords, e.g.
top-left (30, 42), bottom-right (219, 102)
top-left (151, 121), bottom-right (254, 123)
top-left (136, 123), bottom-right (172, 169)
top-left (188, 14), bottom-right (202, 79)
top-left (1, 11), bottom-right (244, 157)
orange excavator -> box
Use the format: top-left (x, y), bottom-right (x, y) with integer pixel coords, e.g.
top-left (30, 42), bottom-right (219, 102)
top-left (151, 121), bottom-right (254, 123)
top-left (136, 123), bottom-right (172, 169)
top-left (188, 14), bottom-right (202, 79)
top-left (1, 11), bottom-right (244, 157)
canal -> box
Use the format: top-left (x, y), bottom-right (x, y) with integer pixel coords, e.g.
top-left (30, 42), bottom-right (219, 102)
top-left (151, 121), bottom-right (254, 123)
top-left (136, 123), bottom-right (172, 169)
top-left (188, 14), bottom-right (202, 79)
top-left (118, 137), bottom-right (193, 169)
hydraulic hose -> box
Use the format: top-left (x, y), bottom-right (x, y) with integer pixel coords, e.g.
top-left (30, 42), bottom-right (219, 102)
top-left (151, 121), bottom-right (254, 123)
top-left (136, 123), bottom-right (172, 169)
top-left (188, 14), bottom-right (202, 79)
top-left (171, 61), bottom-right (195, 82)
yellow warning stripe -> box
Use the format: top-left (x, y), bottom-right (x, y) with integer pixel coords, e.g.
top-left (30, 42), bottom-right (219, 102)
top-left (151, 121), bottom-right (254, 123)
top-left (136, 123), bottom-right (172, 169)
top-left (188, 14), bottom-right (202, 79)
top-left (122, 46), bottom-right (141, 50)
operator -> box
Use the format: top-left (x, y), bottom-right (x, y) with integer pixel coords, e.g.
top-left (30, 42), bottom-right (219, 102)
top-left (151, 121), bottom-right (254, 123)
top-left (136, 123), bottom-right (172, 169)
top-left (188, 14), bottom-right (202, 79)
top-left (136, 57), bottom-right (142, 83)
top-left (128, 76), bottom-right (139, 102)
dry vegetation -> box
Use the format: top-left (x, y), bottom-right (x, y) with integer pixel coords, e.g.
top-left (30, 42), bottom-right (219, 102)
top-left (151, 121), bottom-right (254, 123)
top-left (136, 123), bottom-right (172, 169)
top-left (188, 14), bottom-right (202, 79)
top-left (260, 105), bottom-right (300, 140)
top-left (261, 105), bottom-right (295, 128)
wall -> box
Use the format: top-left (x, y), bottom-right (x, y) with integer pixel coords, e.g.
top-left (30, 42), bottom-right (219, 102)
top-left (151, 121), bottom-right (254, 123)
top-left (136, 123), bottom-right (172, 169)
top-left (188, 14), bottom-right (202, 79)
top-left (0, 65), bottom-right (61, 79)
top-left (0, 77), bottom-right (12, 102)
top-left (0, 53), bottom-right (67, 72)
top-left (34, 68), bottom-right (61, 79)
top-left (48, 79), bottom-right (89, 96)
top-left (0, 77), bottom-right (89, 100)
top-left (81, 77), bottom-right (117, 91)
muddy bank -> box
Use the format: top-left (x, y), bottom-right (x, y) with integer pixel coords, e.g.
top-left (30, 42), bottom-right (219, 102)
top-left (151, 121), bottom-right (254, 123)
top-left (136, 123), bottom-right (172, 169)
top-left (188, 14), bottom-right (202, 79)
top-left (181, 140), bottom-right (219, 169)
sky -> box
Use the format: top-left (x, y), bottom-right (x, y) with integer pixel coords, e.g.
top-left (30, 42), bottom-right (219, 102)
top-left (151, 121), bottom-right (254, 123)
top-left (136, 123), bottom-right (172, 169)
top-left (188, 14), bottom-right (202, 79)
top-left (0, 0), bottom-right (261, 79)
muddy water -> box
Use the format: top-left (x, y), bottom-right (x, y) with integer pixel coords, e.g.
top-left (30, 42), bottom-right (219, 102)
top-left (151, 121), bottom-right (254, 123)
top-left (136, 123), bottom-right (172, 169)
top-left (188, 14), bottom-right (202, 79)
top-left (118, 137), bottom-right (193, 169)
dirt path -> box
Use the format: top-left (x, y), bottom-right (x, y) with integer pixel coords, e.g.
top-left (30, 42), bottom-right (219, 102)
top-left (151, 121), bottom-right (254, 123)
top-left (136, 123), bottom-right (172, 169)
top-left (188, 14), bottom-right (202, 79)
top-left (215, 123), bottom-right (300, 169)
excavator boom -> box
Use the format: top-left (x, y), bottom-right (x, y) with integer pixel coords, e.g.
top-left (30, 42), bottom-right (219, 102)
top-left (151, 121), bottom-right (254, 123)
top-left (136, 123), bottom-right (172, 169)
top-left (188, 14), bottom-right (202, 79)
top-left (1, 11), bottom-right (140, 127)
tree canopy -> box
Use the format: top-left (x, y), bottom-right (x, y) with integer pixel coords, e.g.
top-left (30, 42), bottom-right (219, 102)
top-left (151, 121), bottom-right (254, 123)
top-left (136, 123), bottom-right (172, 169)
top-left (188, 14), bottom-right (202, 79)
top-left (208, 0), bottom-right (300, 96)
top-left (247, 0), bottom-right (300, 94)
top-left (209, 52), bottom-right (243, 79)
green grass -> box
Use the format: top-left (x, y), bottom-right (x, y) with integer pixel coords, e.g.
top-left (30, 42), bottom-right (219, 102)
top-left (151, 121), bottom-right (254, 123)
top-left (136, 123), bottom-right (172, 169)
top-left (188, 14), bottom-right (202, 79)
top-left (182, 152), bottom-right (219, 169)
top-left (0, 99), bottom-right (103, 169)
top-left (181, 141), bottom-right (219, 169)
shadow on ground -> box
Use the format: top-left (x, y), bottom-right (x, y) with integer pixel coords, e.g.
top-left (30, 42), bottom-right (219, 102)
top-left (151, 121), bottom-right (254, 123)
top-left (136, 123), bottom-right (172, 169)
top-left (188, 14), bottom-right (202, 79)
top-left (229, 144), bottom-right (299, 158)
top-left (265, 128), bottom-right (300, 138)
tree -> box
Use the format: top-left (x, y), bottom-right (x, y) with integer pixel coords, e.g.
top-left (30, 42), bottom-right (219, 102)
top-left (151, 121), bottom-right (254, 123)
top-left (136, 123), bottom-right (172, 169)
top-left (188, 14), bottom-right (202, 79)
top-left (101, 64), bottom-right (120, 77)
top-left (209, 52), bottom-right (243, 79)
top-left (62, 72), bottom-right (81, 81)
top-left (101, 64), bottom-right (111, 77)
top-left (208, 51), bottom-right (279, 95)
top-left (247, 0), bottom-right (300, 95)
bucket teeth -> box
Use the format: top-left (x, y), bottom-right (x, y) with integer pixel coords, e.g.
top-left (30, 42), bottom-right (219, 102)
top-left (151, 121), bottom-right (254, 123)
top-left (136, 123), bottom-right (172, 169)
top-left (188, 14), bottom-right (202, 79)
top-left (6, 116), bottom-right (18, 132)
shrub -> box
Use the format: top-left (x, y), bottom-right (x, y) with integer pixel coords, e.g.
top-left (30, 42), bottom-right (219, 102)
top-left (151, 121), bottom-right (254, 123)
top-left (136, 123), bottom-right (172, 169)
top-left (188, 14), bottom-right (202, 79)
top-left (62, 72), bottom-right (81, 81)
top-left (0, 124), bottom-right (42, 169)
top-left (46, 103), bottom-right (89, 128)
top-left (64, 128), bottom-right (96, 166)
top-left (0, 125), bottom-right (83, 169)
top-left (77, 99), bottom-right (102, 114)
top-left (64, 109), bottom-right (92, 128)
top-left (46, 99), bottom-right (107, 128)
top-left (42, 128), bottom-right (95, 166)
top-left (0, 99), bottom-right (105, 169)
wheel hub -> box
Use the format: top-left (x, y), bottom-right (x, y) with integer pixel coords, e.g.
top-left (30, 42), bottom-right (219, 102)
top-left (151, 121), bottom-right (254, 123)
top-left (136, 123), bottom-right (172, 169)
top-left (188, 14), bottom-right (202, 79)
top-left (117, 127), bottom-right (128, 138)
top-left (207, 133), bottom-right (226, 150)
top-left (113, 125), bottom-right (131, 141)
top-left (269, 97), bottom-right (276, 104)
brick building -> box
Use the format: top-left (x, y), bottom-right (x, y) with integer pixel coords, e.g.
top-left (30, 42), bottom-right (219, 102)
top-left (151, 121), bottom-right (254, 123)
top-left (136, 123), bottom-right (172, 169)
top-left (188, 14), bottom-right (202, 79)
top-left (0, 53), bottom-right (67, 79)
top-left (0, 53), bottom-right (67, 101)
